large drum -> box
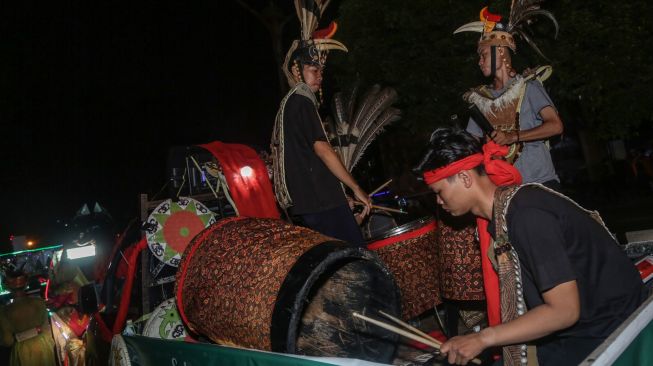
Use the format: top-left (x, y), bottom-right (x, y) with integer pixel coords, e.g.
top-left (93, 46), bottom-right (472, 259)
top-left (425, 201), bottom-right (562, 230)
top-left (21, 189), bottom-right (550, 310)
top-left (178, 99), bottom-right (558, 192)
top-left (367, 217), bottom-right (441, 319)
top-left (436, 216), bottom-right (485, 301)
top-left (175, 217), bottom-right (400, 363)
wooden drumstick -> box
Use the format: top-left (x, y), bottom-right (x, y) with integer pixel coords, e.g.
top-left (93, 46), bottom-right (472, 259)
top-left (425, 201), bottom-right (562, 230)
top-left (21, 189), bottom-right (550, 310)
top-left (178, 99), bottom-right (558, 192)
top-left (369, 179), bottom-right (393, 197)
top-left (352, 312), bottom-right (441, 349)
top-left (378, 311), bottom-right (482, 365)
top-left (353, 201), bottom-right (406, 215)
top-left (378, 310), bottom-right (442, 346)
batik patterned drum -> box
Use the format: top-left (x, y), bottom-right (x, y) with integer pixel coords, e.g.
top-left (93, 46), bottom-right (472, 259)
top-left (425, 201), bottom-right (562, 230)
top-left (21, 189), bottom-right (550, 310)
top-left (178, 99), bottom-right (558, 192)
top-left (367, 217), bottom-right (441, 319)
top-left (436, 217), bottom-right (485, 301)
top-left (175, 217), bottom-right (400, 363)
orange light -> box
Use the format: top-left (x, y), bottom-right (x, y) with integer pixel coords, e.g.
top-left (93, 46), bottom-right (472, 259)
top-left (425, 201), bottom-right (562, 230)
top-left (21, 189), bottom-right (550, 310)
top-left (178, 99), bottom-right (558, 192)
top-left (27, 241), bottom-right (34, 247)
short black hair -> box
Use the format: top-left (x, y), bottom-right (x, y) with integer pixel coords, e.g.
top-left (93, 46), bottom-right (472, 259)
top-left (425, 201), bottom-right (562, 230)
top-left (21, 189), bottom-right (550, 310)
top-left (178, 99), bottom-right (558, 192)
top-left (413, 127), bottom-right (485, 177)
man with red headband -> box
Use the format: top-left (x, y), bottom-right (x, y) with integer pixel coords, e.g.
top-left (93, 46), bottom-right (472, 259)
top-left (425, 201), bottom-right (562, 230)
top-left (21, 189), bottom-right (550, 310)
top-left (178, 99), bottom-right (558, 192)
top-left (415, 127), bottom-right (646, 365)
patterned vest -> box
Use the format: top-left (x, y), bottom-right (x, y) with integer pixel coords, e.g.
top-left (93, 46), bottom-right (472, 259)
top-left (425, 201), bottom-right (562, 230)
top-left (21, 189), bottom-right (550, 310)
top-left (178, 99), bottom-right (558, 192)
top-left (270, 83), bottom-right (323, 210)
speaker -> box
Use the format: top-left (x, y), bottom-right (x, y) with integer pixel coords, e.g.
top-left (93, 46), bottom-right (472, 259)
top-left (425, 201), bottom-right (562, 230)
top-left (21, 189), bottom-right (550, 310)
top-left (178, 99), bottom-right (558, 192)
top-left (166, 145), bottom-right (218, 197)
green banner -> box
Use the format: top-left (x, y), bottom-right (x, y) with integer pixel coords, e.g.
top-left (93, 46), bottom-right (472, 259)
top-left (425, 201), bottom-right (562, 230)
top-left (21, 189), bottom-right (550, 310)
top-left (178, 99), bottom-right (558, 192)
top-left (614, 319), bottom-right (653, 365)
top-left (114, 335), bottom-right (339, 366)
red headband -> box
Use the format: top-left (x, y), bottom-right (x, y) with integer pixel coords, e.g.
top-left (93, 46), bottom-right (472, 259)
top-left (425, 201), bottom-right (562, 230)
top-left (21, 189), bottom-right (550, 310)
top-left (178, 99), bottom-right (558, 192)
top-left (422, 141), bottom-right (522, 186)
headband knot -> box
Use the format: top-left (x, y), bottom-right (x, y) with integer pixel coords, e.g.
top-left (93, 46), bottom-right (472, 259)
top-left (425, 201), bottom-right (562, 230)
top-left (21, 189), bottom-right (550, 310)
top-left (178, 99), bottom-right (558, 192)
top-left (422, 141), bottom-right (522, 186)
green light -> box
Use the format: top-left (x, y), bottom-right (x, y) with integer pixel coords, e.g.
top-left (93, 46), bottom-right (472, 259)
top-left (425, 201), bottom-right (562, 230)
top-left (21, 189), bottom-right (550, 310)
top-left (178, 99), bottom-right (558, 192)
top-left (0, 244), bottom-right (62, 258)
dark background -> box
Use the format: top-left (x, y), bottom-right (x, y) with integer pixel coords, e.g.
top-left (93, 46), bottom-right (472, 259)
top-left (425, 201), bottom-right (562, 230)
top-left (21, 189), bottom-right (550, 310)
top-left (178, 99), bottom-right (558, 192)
top-left (3, 1), bottom-right (653, 252)
top-left (2, 1), bottom-right (290, 251)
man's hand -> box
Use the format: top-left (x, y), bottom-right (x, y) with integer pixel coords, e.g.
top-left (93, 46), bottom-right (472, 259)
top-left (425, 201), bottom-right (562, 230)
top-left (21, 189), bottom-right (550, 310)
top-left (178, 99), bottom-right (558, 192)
top-left (351, 186), bottom-right (372, 219)
top-left (440, 330), bottom-right (491, 365)
top-left (346, 195), bottom-right (367, 225)
top-left (490, 130), bottom-right (519, 146)
top-left (441, 280), bottom-right (580, 365)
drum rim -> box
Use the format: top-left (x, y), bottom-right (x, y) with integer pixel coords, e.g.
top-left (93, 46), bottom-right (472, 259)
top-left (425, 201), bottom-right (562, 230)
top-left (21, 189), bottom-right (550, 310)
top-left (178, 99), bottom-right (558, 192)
top-left (368, 216), bottom-right (435, 242)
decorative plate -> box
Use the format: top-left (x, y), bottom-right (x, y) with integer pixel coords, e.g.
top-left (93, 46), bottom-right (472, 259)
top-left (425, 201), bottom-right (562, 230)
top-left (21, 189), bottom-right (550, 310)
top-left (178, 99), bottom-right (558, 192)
top-left (145, 197), bottom-right (215, 267)
top-left (142, 298), bottom-right (188, 341)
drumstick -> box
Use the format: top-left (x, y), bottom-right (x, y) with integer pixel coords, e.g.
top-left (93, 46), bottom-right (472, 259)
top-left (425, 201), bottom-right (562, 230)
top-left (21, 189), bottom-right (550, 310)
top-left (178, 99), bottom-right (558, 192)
top-left (353, 201), bottom-right (407, 215)
top-left (378, 310), bottom-right (442, 345)
top-left (352, 312), bottom-right (442, 350)
top-left (353, 312), bottom-right (482, 365)
top-left (369, 179), bottom-right (393, 197)
top-left (377, 311), bottom-right (482, 365)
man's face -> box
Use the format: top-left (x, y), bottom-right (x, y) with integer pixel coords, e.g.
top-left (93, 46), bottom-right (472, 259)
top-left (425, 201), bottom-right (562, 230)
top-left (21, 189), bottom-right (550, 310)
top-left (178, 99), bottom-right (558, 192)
top-left (302, 64), bottom-right (324, 93)
top-left (477, 45), bottom-right (493, 77)
top-left (427, 174), bottom-right (472, 216)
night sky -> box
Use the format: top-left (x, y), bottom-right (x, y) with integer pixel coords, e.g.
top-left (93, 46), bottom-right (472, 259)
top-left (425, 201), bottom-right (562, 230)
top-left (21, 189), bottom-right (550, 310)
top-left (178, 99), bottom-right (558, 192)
top-left (2, 2), bottom-right (290, 251)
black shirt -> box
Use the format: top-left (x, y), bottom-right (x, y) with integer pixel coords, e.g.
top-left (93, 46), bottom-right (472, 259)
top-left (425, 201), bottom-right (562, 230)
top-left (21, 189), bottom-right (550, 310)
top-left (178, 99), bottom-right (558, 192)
top-left (283, 93), bottom-right (347, 215)
top-left (488, 186), bottom-right (646, 339)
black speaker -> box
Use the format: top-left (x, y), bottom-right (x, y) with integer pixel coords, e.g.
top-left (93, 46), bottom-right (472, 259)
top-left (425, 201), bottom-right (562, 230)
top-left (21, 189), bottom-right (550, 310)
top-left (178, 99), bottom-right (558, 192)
top-left (166, 145), bottom-right (218, 198)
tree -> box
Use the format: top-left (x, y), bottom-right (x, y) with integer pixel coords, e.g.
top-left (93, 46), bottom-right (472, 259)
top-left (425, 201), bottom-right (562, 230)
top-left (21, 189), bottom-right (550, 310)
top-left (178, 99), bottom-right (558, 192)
top-left (332, 0), bottom-right (653, 142)
top-left (234, 0), bottom-right (295, 96)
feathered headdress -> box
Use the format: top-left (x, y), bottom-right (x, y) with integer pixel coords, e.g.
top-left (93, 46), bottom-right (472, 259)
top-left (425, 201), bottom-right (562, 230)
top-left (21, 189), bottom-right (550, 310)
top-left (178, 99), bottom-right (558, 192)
top-left (283, 0), bottom-right (348, 86)
top-left (327, 84), bottom-right (402, 171)
top-left (454, 1), bottom-right (559, 59)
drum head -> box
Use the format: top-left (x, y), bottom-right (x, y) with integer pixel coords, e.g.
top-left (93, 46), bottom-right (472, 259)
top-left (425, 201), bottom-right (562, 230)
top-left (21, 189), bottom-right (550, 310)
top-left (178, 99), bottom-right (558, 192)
top-left (142, 298), bottom-right (188, 341)
top-left (368, 216), bottom-right (435, 243)
top-left (145, 197), bottom-right (216, 267)
top-left (364, 212), bottom-right (398, 240)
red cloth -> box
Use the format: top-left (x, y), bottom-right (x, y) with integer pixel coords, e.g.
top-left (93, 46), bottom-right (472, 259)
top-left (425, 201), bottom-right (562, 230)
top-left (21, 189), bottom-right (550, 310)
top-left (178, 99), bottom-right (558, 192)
top-left (199, 141), bottom-right (280, 219)
top-left (422, 141), bottom-right (521, 186)
top-left (112, 238), bottom-right (148, 334)
top-left (423, 154), bottom-right (484, 185)
top-left (482, 142), bottom-right (522, 186)
top-left (477, 217), bottom-right (500, 327)
top-left (480, 142), bottom-right (522, 328)
top-left (67, 310), bottom-right (90, 337)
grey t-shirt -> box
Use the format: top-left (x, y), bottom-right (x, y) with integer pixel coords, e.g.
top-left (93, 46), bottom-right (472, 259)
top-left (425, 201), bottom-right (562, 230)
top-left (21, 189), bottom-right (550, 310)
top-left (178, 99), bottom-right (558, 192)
top-left (467, 80), bottom-right (559, 184)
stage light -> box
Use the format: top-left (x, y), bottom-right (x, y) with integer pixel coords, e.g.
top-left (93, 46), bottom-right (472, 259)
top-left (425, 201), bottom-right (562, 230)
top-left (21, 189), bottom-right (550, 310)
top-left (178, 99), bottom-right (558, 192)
top-left (240, 166), bottom-right (253, 178)
top-left (66, 245), bottom-right (96, 260)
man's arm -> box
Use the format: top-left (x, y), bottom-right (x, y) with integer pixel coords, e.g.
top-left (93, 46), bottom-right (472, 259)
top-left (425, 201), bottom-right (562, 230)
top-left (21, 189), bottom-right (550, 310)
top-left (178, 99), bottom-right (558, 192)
top-left (440, 280), bottom-right (580, 365)
top-left (491, 105), bottom-right (563, 145)
top-left (314, 140), bottom-right (372, 215)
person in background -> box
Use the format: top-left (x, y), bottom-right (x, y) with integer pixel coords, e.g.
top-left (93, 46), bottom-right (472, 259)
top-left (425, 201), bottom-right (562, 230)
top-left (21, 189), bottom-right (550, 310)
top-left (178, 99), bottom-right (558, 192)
top-left (456, 5), bottom-right (563, 190)
top-left (0, 269), bottom-right (56, 366)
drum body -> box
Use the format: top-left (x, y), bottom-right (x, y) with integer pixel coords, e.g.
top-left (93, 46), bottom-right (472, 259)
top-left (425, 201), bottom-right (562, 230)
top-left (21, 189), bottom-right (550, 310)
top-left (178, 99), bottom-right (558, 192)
top-left (176, 217), bottom-right (400, 363)
top-left (367, 217), bottom-right (441, 319)
top-left (436, 217), bottom-right (485, 301)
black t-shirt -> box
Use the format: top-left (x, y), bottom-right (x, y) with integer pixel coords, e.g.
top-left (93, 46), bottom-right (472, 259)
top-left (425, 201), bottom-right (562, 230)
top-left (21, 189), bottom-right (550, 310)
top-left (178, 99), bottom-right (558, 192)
top-left (283, 93), bottom-right (347, 215)
top-left (488, 186), bottom-right (646, 339)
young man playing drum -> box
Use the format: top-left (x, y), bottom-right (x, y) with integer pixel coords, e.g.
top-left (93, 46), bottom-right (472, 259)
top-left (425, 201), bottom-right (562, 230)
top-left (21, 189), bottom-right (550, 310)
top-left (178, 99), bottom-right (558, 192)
top-left (271, 0), bottom-right (371, 245)
top-left (415, 127), bottom-right (646, 365)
